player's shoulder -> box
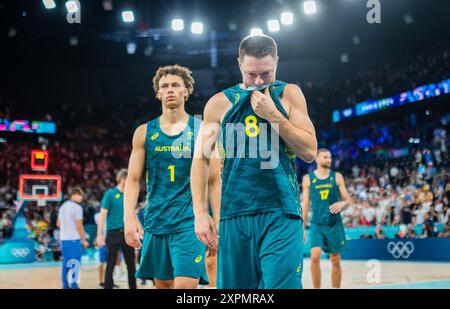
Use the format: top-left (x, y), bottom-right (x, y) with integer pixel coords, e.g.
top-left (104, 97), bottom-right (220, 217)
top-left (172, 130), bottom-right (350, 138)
top-left (132, 123), bottom-right (147, 137)
top-left (132, 122), bottom-right (149, 145)
top-left (334, 171), bottom-right (345, 182)
top-left (334, 170), bottom-right (343, 177)
top-left (208, 92), bottom-right (229, 106)
top-left (282, 83), bottom-right (305, 99)
top-left (135, 122), bottom-right (149, 133)
top-left (204, 92), bottom-right (231, 122)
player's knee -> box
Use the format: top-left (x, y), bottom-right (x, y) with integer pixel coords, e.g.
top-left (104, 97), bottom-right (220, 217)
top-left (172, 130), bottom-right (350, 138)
top-left (310, 253), bottom-right (321, 264)
top-left (155, 280), bottom-right (174, 289)
top-left (330, 254), bottom-right (341, 267)
top-left (174, 278), bottom-right (198, 289)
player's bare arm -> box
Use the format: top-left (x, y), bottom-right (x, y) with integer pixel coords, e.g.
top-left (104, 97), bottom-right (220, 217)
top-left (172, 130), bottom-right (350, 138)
top-left (301, 174), bottom-right (311, 242)
top-left (206, 145), bottom-right (222, 256)
top-left (191, 93), bottom-right (228, 249)
top-left (123, 124), bottom-right (146, 249)
top-left (329, 172), bottom-right (352, 214)
top-left (208, 145), bottom-right (222, 228)
top-left (250, 84), bottom-right (317, 163)
top-left (95, 208), bottom-right (108, 246)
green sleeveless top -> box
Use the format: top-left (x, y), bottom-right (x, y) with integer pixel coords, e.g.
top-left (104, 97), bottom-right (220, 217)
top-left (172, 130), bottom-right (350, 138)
top-left (219, 80), bottom-right (302, 220)
top-left (309, 170), bottom-right (342, 226)
top-left (143, 115), bottom-right (201, 234)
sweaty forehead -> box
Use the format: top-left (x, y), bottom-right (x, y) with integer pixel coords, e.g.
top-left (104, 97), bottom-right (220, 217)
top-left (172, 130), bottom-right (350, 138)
top-left (159, 74), bottom-right (184, 85)
top-left (241, 55), bottom-right (276, 73)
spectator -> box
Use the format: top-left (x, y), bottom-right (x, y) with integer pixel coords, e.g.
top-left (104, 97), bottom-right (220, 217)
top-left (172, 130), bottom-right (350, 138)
top-left (421, 222), bottom-right (436, 238)
top-left (438, 223), bottom-right (450, 238)
top-left (405, 223), bottom-right (418, 239)
top-left (374, 224), bottom-right (386, 239)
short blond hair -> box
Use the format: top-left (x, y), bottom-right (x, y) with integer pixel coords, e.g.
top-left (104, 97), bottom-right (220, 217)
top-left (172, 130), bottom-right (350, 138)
top-left (152, 65), bottom-right (195, 100)
top-left (116, 169), bottom-right (128, 183)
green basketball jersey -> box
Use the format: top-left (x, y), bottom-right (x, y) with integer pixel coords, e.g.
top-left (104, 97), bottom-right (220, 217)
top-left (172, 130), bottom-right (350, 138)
top-left (220, 80), bottom-right (301, 220)
top-left (309, 170), bottom-right (342, 226)
top-left (143, 115), bottom-right (200, 234)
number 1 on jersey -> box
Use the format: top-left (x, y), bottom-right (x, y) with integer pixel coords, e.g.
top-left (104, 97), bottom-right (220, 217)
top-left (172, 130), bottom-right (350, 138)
top-left (168, 165), bottom-right (175, 182)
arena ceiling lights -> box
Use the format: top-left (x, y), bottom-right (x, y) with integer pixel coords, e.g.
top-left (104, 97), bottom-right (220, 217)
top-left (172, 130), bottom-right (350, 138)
top-left (267, 19), bottom-right (280, 32)
top-left (42, 0), bottom-right (56, 10)
top-left (65, 1), bottom-right (79, 14)
top-left (191, 22), bottom-right (204, 34)
top-left (121, 10), bottom-right (135, 23)
top-left (281, 12), bottom-right (294, 25)
top-left (303, 1), bottom-right (317, 15)
top-left (36, 2), bottom-right (315, 37)
top-left (172, 19), bottom-right (184, 31)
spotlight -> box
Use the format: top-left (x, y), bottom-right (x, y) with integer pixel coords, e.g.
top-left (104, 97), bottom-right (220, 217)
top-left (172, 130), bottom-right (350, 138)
top-left (303, 1), bottom-right (317, 15)
top-left (172, 19), bottom-right (184, 31)
top-left (122, 10), bottom-right (135, 23)
top-left (281, 12), bottom-right (294, 25)
top-left (267, 19), bottom-right (280, 32)
top-left (65, 1), bottom-right (79, 13)
top-left (42, 0), bottom-right (56, 9)
top-left (191, 22), bottom-right (204, 34)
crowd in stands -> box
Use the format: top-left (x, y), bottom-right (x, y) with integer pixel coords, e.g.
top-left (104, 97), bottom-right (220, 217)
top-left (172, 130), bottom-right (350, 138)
top-left (302, 41), bottom-right (449, 129)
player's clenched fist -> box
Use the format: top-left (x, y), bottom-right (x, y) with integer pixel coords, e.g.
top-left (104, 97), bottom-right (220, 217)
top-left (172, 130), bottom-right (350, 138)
top-left (250, 87), bottom-right (279, 122)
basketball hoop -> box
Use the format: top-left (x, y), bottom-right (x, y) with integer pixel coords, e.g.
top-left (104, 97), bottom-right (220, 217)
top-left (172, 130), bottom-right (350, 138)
top-left (17, 175), bottom-right (62, 204)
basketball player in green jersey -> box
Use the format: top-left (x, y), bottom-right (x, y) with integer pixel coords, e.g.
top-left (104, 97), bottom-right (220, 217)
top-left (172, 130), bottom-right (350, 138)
top-left (123, 65), bottom-right (220, 289)
top-left (302, 148), bottom-right (351, 289)
top-left (191, 34), bottom-right (317, 289)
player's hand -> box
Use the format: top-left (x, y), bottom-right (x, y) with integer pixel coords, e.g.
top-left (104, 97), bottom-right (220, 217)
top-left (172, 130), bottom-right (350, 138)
top-left (250, 87), bottom-right (280, 122)
top-left (330, 202), bottom-right (344, 214)
top-left (96, 235), bottom-right (105, 247)
top-left (195, 212), bottom-right (218, 250)
top-left (82, 240), bottom-right (89, 248)
top-left (124, 216), bottom-right (144, 249)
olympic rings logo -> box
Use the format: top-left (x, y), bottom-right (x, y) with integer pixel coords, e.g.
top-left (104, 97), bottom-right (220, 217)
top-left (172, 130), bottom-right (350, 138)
top-left (387, 241), bottom-right (415, 259)
top-left (10, 248), bottom-right (31, 258)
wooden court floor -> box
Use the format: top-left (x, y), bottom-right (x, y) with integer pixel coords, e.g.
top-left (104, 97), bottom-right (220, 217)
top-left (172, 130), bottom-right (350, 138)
top-left (1, 259), bottom-right (449, 289)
